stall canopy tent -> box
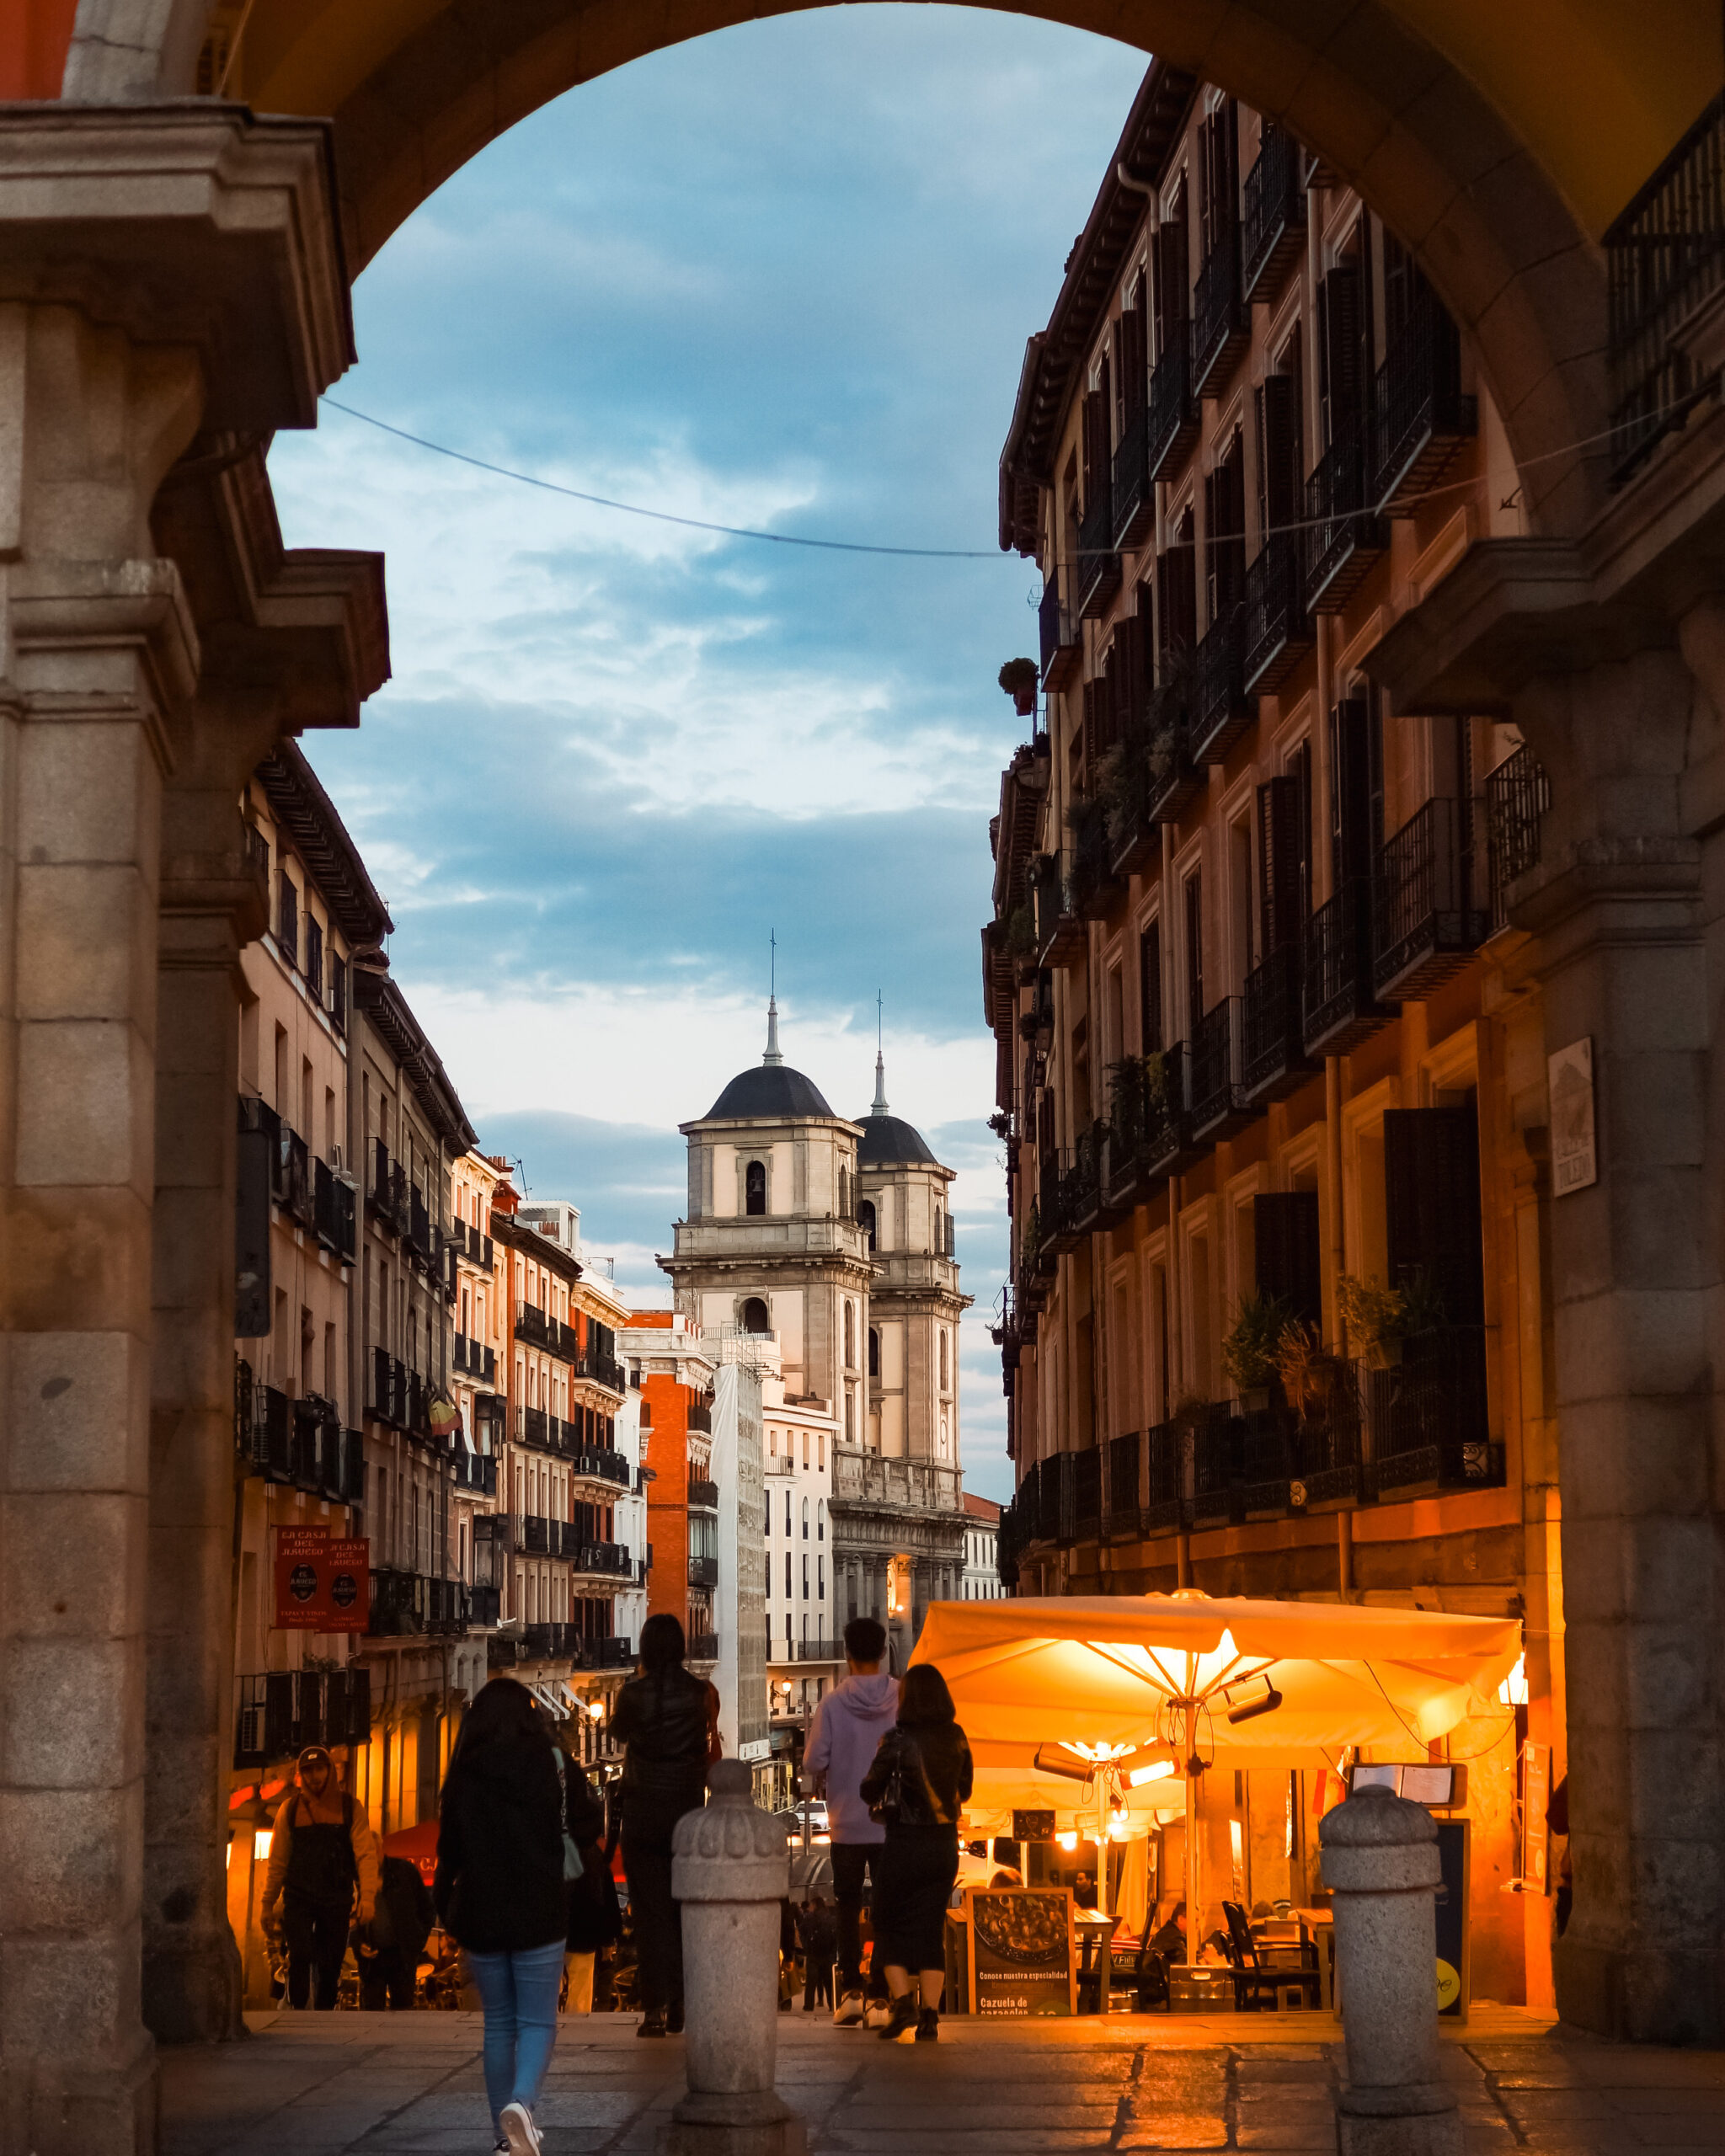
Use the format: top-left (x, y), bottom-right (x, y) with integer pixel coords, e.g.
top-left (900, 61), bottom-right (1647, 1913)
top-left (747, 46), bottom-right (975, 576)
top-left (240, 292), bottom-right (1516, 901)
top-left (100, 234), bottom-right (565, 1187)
top-left (915, 1591), bottom-right (1521, 1931)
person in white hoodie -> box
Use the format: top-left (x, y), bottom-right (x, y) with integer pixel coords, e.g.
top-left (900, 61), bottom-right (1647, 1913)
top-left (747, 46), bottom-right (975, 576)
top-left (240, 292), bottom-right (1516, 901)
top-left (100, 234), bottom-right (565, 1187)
top-left (802, 1615), bottom-right (900, 2027)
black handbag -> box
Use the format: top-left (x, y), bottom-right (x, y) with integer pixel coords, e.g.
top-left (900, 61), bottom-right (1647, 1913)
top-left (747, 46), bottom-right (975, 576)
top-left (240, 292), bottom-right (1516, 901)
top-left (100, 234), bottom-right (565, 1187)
top-left (867, 1733), bottom-right (905, 1824)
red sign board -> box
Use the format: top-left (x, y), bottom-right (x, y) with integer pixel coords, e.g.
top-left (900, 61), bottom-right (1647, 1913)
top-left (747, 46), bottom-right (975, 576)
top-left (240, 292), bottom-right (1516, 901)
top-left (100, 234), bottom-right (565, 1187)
top-left (274, 1527), bottom-right (370, 1632)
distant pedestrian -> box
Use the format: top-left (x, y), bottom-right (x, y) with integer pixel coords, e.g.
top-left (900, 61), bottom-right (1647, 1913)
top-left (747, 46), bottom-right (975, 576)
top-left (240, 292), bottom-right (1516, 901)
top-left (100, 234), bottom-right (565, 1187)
top-left (434, 1678), bottom-right (567, 2156)
top-left (611, 1614), bottom-right (719, 2037)
top-left (803, 1615), bottom-right (900, 2026)
top-left (357, 1854), bottom-right (435, 2009)
top-left (797, 1896), bottom-right (838, 2012)
top-left (858, 1662), bottom-right (973, 2044)
top-left (260, 1745), bottom-right (378, 2009)
top-left (558, 1741), bottom-right (619, 2013)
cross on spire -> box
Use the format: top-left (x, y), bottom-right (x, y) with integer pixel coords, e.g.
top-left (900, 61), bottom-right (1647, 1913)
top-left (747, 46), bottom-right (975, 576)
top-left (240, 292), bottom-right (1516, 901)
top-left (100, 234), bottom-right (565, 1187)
top-left (763, 930), bottom-right (783, 1065)
top-left (872, 990), bottom-right (889, 1115)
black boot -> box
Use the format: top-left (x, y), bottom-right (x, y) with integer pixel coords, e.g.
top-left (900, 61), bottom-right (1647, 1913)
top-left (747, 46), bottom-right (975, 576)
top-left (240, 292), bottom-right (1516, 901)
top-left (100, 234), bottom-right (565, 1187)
top-left (666, 2000), bottom-right (685, 2035)
top-left (637, 2008), bottom-right (667, 2038)
top-left (915, 2007), bottom-right (939, 2042)
top-left (877, 1993), bottom-right (918, 2042)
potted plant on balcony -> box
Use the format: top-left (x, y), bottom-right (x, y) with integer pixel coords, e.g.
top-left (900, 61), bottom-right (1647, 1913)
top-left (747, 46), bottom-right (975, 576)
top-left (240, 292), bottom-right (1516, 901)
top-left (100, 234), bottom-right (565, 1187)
top-left (1337, 1272), bottom-right (1435, 1368)
top-left (998, 655), bottom-right (1040, 718)
top-left (1221, 1292), bottom-right (1295, 1412)
top-left (1275, 1319), bottom-right (1352, 1425)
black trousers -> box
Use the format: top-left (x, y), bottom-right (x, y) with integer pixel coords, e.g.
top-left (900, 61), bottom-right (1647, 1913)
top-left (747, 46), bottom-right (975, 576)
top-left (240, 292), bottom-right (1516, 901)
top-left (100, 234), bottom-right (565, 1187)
top-left (358, 1947), bottom-right (419, 2010)
top-left (622, 1831), bottom-right (682, 2013)
top-left (829, 1843), bottom-right (886, 1999)
top-left (281, 1892), bottom-right (350, 2009)
top-left (803, 1958), bottom-right (834, 2010)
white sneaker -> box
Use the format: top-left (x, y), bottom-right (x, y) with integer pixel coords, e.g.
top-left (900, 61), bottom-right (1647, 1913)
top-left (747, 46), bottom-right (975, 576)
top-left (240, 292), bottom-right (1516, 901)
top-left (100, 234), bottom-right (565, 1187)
top-left (832, 1992), bottom-right (865, 2026)
top-left (499, 2103), bottom-right (541, 2156)
top-left (862, 1999), bottom-right (892, 2030)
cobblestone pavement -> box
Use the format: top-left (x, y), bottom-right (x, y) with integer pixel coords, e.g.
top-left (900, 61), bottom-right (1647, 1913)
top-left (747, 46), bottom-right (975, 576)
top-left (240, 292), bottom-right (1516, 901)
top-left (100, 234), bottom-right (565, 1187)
top-left (158, 2009), bottom-right (1725, 2154)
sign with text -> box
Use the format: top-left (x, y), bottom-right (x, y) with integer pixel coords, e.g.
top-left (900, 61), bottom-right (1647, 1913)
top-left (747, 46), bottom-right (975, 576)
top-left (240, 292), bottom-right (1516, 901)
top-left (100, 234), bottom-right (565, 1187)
top-left (1549, 1038), bottom-right (1598, 1195)
top-left (1012, 1809), bottom-right (1057, 1844)
top-left (966, 1887), bottom-right (1074, 2018)
top-left (273, 1527), bottom-right (370, 1632)
top-left (1521, 1740), bottom-right (1550, 1892)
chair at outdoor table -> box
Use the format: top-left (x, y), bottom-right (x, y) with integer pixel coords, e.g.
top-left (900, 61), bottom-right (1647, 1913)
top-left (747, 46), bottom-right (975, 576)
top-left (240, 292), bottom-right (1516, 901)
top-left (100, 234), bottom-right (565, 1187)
top-left (1220, 1902), bottom-right (1323, 2010)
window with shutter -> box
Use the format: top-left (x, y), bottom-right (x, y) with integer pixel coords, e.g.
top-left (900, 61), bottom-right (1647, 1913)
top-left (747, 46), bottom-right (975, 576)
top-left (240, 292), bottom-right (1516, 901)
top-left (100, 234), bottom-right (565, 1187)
top-left (1327, 696), bottom-right (1378, 887)
top-left (1155, 182), bottom-right (1190, 350)
top-left (1319, 264), bottom-right (1365, 451)
top-left (1253, 1192), bottom-right (1322, 1324)
top-left (1259, 371), bottom-right (1300, 536)
top-left (1383, 1107), bottom-right (1485, 1328)
top-left (1257, 775), bottom-right (1306, 952)
top-left (1157, 511), bottom-right (1198, 673)
top-left (1205, 437), bottom-right (1247, 620)
top-left (1118, 298), bottom-right (1147, 419)
top-left (1140, 923), bottom-right (1164, 1054)
top-left (1183, 869), bottom-right (1204, 1029)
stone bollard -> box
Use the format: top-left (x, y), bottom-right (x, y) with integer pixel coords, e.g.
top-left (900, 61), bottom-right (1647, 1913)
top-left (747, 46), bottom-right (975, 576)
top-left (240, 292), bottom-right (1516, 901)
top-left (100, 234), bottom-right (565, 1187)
top-left (1319, 1785), bottom-right (1464, 2156)
top-left (663, 1759), bottom-right (808, 2156)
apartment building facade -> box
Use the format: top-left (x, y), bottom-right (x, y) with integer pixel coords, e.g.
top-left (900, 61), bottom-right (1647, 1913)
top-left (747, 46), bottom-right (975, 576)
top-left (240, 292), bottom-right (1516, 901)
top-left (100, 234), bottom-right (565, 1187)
top-left (985, 65), bottom-right (1557, 2007)
top-left (625, 1311), bottom-right (719, 1660)
top-left (764, 1376), bottom-right (839, 1714)
top-left (960, 1492), bottom-right (1004, 1599)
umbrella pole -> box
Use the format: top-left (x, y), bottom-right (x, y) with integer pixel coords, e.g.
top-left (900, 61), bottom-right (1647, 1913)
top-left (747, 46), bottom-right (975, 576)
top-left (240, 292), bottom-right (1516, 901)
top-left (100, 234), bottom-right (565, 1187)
top-left (1097, 1784), bottom-right (1111, 1919)
top-left (1183, 1699), bottom-right (1199, 1962)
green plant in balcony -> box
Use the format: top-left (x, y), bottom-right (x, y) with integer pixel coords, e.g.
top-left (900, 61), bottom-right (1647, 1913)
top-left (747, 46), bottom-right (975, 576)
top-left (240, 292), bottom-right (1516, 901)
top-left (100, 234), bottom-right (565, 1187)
top-left (1221, 1291), bottom-right (1295, 1398)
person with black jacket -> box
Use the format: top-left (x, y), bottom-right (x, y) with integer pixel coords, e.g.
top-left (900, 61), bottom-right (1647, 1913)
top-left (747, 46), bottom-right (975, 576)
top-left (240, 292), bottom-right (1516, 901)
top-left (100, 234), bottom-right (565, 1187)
top-left (434, 1679), bottom-right (566, 2156)
top-left (857, 1662), bottom-right (974, 2044)
top-left (796, 1896), bottom-right (838, 2012)
top-left (609, 1613), bottom-right (718, 2037)
top-left (356, 1854), bottom-right (435, 2009)
top-left (558, 1740), bottom-right (620, 2013)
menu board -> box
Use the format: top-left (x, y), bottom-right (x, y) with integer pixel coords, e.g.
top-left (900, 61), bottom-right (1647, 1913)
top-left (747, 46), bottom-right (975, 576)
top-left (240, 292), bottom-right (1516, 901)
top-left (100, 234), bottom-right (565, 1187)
top-left (966, 1887), bottom-right (1075, 2018)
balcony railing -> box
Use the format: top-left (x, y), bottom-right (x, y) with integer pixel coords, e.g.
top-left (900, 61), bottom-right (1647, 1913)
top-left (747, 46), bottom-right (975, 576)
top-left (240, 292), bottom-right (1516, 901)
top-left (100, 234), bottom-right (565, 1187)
top-left (1076, 481), bottom-right (1121, 619)
top-left (1146, 682), bottom-right (1205, 825)
top-left (1064, 1120), bottom-right (1108, 1236)
top-left (234, 1668), bottom-right (371, 1769)
top-left (576, 1349), bottom-right (628, 1396)
top-left (1146, 330), bottom-right (1198, 479)
top-left (451, 1449), bottom-right (497, 1497)
top-left (1366, 1328), bottom-right (1498, 1493)
top-left (369, 1570), bottom-right (470, 1639)
top-left (1240, 943), bottom-right (1316, 1104)
top-left (1039, 572), bottom-right (1081, 691)
top-left (516, 1300), bottom-right (577, 1364)
top-left (1372, 798), bottom-right (1488, 998)
top-left (1241, 125), bottom-right (1305, 302)
top-left (1241, 532), bottom-right (1311, 696)
top-left (1487, 745), bottom-right (1552, 930)
top-left (313, 1157), bottom-right (356, 1264)
top-left (687, 1476), bottom-right (719, 1510)
top-left (567, 1540), bottom-right (634, 1580)
top-left (686, 1631), bottom-right (719, 1662)
top-left (1030, 852), bottom-right (1084, 969)
top-left (1191, 603), bottom-right (1252, 765)
top-left (1303, 424), bottom-right (1386, 612)
top-left (1143, 1420), bottom-right (1190, 1533)
top-left (687, 1553), bottom-right (719, 1588)
top-left (1370, 296), bottom-right (1477, 510)
top-left (1104, 1431), bottom-right (1140, 1534)
top-left (453, 1331), bottom-right (497, 1383)
top-left (1191, 227), bottom-right (1247, 395)
top-left (1189, 997), bottom-right (1256, 1141)
top-left (1606, 90), bottom-right (1725, 480)
top-left (1301, 878), bottom-right (1397, 1055)
top-left (1071, 798), bottom-right (1121, 922)
top-left (573, 1636), bottom-right (635, 1671)
top-left (1110, 402), bottom-right (1153, 551)
top-left (569, 1446), bottom-right (632, 1492)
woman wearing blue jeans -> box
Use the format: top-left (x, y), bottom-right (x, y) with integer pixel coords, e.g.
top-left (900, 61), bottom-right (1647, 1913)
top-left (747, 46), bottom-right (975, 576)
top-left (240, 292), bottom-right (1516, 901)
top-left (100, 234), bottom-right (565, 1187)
top-left (435, 1680), bottom-right (568, 2156)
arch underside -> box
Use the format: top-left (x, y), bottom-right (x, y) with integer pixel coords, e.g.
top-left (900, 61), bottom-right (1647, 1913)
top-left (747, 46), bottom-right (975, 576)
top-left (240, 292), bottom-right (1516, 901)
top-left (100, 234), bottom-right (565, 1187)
top-left (55, 0), bottom-right (1725, 528)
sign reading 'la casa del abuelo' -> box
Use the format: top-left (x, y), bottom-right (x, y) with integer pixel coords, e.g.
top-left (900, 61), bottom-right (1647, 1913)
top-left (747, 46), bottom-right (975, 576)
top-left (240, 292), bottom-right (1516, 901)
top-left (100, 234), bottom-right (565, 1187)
top-left (273, 1525), bottom-right (370, 1631)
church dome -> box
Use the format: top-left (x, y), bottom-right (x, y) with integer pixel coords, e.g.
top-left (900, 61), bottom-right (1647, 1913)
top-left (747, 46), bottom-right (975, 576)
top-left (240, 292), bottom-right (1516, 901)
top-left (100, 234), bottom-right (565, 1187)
top-left (857, 1111), bottom-right (937, 1167)
top-left (704, 1063), bottom-right (836, 1121)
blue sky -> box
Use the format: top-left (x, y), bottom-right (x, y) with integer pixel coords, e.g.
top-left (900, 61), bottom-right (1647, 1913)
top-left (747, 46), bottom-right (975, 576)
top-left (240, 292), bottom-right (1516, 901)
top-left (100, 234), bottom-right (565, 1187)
top-left (269, 6), bottom-right (1146, 1501)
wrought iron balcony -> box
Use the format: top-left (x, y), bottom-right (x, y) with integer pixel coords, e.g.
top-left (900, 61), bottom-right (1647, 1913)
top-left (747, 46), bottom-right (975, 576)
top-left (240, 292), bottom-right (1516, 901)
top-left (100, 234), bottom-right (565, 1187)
top-left (1189, 996), bottom-right (1257, 1141)
top-left (1242, 532), bottom-right (1311, 696)
top-left (1104, 1431), bottom-right (1140, 1536)
top-left (518, 1513), bottom-right (554, 1555)
top-left (1487, 744), bottom-right (1552, 931)
top-left (1240, 943), bottom-right (1316, 1104)
top-left (1146, 331), bottom-right (1198, 479)
top-left (688, 1552), bottom-right (719, 1588)
top-left (686, 1631), bottom-right (719, 1662)
top-left (1142, 1420), bottom-right (1191, 1534)
top-left (453, 1331), bottom-right (497, 1383)
top-left (451, 1448), bottom-right (497, 1497)
top-left (574, 1635), bottom-right (636, 1671)
top-left (1072, 1447), bottom-right (1102, 1542)
top-left (1076, 481), bottom-right (1121, 620)
top-left (1071, 798), bottom-right (1122, 921)
top-left (1191, 228), bottom-right (1247, 396)
top-left (1065, 1120), bottom-right (1109, 1236)
top-left (1606, 90), bottom-right (1725, 480)
top-left (1140, 1041), bottom-right (1199, 1183)
top-left (577, 1349), bottom-right (628, 1396)
top-left (569, 1446), bottom-right (632, 1492)
top-left (369, 1568), bottom-right (470, 1639)
top-left (568, 1540), bottom-right (633, 1581)
top-left (1372, 798), bottom-right (1488, 998)
top-left (687, 1476), bottom-right (719, 1511)
top-left (1366, 1327), bottom-right (1499, 1495)
top-left (1370, 295), bottom-right (1477, 510)
top-left (1241, 125), bottom-right (1306, 302)
top-left (1111, 403), bottom-right (1154, 551)
top-left (234, 1668), bottom-right (371, 1769)
top-left (1303, 424), bottom-right (1387, 612)
top-left (1039, 1150), bottom-right (1082, 1257)
top-left (1301, 878), bottom-right (1397, 1054)
top-left (1191, 604), bottom-right (1252, 765)
top-left (687, 1397), bottom-right (714, 1434)
top-left (1039, 572), bottom-right (1081, 691)
top-left (313, 1157), bottom-right (356, 1264)
top-left (1191, 1406), bottom-right (1240, 1526)
top-left (1031, 852), bottom-right (1084, 969)
top-left (1145, 685), bottom-right (1205, 825)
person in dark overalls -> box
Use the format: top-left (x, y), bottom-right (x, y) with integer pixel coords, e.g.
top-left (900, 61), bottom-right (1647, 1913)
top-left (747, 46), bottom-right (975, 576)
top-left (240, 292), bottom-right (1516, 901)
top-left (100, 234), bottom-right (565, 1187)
top-left (261, 1745), bottom-right (379, 2009)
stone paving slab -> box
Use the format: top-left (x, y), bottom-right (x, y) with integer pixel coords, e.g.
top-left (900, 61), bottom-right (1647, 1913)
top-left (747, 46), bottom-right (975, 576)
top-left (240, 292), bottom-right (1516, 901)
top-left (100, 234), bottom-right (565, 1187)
top-left (152, 2009), bottom-right (1725, 2155)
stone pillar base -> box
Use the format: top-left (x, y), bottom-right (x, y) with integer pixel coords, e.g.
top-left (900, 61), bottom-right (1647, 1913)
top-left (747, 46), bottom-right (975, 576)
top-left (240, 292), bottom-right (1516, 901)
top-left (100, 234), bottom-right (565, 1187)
top-left (662, 2090), bottom-right (807, 2156)
top-left (7, 2030), bottom-right (159, 2156)
top-left (1555, 1935), bottom-right (1725, 2046)
top-left (142, 1924), bottom-right (245, 2045)
top-left (1336, 2101), bottom-right (1464, 2156)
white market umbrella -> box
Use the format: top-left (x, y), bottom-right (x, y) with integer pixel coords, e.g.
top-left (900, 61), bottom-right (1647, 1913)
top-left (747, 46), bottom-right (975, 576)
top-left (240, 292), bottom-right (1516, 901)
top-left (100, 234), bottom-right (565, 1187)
top-left (915, 1589), bottom-right (1519, 1950)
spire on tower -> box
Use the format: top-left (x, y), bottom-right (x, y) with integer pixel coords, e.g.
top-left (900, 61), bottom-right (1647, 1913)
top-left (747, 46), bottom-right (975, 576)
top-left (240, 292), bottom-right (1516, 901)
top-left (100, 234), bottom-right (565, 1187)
top-left (872, 990), bottom-right (889, 1113)
top-left (763, 931), bottom-right (783, 1065)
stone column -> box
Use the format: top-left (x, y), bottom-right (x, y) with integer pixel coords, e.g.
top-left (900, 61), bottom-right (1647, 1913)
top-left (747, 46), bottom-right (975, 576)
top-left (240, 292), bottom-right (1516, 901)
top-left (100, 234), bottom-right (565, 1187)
top-left (0, 108), bottom-right (353, 2151)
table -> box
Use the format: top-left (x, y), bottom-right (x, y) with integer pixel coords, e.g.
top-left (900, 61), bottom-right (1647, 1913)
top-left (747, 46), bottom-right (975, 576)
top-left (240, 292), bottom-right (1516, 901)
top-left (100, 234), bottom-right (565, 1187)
top-left (1074, 1909), bottom-right (1121, 2014)
top-left (1290, 1908), bottom-right (1336, 2014)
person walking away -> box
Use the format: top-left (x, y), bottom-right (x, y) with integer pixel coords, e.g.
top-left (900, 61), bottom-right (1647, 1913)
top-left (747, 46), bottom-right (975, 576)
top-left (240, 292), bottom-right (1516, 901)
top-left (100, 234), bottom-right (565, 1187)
top-left (803, 1615), bottom-right (900, 2027)
top-left (858, 1662), bottom-right (973, 2044)
top-left (610, 1613), bottom-right (718, 2037)
top-left (260, 1744), bottom-right (378, 2009)
top-left (558, 1741), bottom-right (618, 2013)
top-left (797, 1895), bottom-right (837, 2013)
top-left (435, 1679), bottom-right (568, 2156)
top-left (358, 1854), bottom-right (435, 2009)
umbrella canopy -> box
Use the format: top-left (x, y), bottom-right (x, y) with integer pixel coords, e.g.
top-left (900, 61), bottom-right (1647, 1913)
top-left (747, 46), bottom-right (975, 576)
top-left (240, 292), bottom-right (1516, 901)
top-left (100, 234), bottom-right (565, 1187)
top-left (382, 1818), bottom-right (440, 1885)
top-left (914, 1590), bottom-right (1519, 1929)
top-left (962, 1736), bottom-right (1187, 1840)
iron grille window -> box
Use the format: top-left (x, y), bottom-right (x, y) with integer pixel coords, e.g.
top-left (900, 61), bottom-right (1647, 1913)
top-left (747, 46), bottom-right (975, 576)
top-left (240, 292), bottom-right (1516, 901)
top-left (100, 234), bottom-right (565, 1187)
top-left (277, 869), bottom-right (298, 965)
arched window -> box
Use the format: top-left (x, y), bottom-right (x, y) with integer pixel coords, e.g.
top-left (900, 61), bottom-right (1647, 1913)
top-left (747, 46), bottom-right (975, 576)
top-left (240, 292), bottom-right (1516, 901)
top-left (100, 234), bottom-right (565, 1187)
top-left (868, 1326), bottom-right (879, 1380)
top-left (741, 1296), bottom-right (770, 1336)
top-left (939, 1331), bottom-right (949, 1392)
top-left (843, 1302), bottom-right (855, 1368)
top-left (745, 1160), bottom-right (766, 1215)
top-left (858, 1198), bottom-right (877, 1251)
top-left (802, 1496), bottom-right (810, 1540)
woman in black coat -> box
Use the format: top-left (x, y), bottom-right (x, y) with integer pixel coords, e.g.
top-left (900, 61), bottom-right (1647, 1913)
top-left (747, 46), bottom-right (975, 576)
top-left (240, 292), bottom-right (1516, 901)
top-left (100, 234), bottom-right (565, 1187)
top-left (858, 1662), bottom-right (973, 2045)
top-left (435, 1680), bottom-right (566, 2156)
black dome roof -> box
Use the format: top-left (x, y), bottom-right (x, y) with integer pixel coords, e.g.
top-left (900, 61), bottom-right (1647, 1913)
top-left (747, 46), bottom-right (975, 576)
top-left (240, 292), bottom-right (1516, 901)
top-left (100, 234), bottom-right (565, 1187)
top-left (857, 1112), bottom-right (937, 1167)
top-left (703, 1064), bottom-right (836, 1121)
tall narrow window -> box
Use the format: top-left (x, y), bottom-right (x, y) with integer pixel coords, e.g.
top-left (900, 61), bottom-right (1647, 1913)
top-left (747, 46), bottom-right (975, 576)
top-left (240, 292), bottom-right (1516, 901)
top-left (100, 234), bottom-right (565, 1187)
top-left (741, 1297), bottom-right (769, 1336)
top-left (868, 1327), bottom-right (879, 1380)
top-left (745, 1160), bottom-right (766, 1215)
top-left (939, 1331), bottom-right (949, 1393)
top-left (1184, 868), bottom-right (1205, 1029)
top-left (858, 1198), bottom-right (877, 1251)
top-left (1139, 921), bottom-right (1164, 1054)
top-left (843, 1303), bottom-right (855, 1368)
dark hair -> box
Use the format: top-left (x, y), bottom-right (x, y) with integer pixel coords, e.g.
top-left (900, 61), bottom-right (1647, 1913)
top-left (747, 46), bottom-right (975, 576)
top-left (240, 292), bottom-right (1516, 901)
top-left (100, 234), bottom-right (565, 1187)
top-left (1169, 1899), bottom-right (1187, 1920)
top-left (844, 1615), bottom-right (886, 1665)
top-left (451, 1677), bottom-right (548, 1767)
top-left (897, 1663), bottom-right (956, 1726)
top-left (640, 1612), bottom-right (686, 1673)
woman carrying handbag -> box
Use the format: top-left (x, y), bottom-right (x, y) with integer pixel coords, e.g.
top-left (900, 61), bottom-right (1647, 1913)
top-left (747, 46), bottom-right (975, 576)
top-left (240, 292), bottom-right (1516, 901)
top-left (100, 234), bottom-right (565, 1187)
top-left (857, 1663), bottom-right (973, 2044)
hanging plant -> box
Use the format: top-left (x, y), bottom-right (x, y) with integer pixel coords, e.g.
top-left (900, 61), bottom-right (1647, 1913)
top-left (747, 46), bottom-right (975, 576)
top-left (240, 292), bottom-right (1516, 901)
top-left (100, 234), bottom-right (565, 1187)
top-left (998, 656), bottom-right (1040, 718)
